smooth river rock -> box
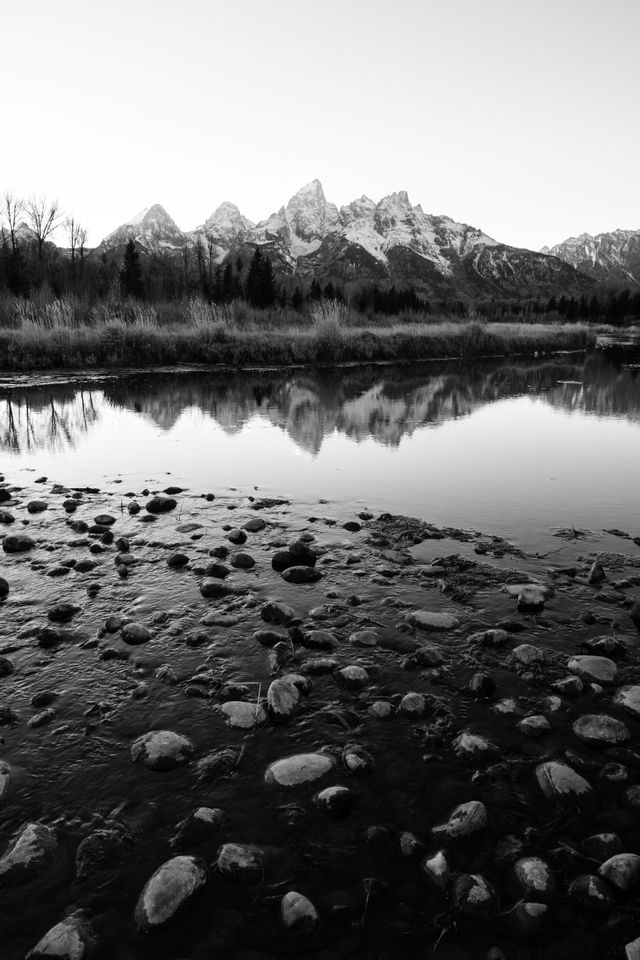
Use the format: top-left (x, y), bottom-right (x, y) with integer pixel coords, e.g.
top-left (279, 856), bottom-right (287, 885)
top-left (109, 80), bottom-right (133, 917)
top-left (614, 685), bottom-right (640, 718)
top-left (265, 752), bottom-right (335, 787)
top-left (573, 714), bottom-right (630, 746)
top-left (131, 730), bottom-right (194, 771)
top-left (568, 655), bottom-right (617, 685)
top-left (0, 822), bottom-right (58, 884)
top-left (405, 609), bottom-right (460, 631)
top-left (281, 891), bottom-right (319, 933)
top-left (217, 843), bottom-right (264, 883)
top-left (536, 761), bottom-right (594, 807)
top-left (26, 910), bottom-right (96, 959)
top-left (598, 853), bottom-right (640, 891)
top-left (135, 855), bottom-right (207, 932)
top-left (220, 701), bottom-right (267, 729)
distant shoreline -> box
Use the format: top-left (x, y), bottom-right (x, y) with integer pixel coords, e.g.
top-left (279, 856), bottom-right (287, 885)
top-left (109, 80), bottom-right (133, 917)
top-left (0, 317), bottom-right (602, 373)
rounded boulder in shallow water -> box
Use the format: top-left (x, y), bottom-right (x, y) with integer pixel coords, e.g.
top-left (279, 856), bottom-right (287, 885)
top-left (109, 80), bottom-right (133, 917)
top-left (171, 807), bottom-right (225, 850)
top-left (334, 665), bottom-right (369, 690)
top-left (167, 552), bottom-right (189, 569)
top-left (3, 532), bottom-right (36, 553)
top-left (515, 584), bottom-right (549, 613)
top-left (451, 873), bottom-right (497, 917)
top-left (431, 801), bottom-right (488, 842)
top-left (243, 517), bottom-right (266, 532)
top-left (405, 609), bottom-right (459, 631)
top-left (573, 714), bottom-right (630, 746)
top-left (0, 823), bottom-right (58, 883)
top-left (535, 761), bottom-right (595, 808)
top-left (508, 902), bottom-right (549, 940)
top-left (518, 715), bottom-right (552, 738)
top-left (27, 500), bottom-right (48, 513)
top-left (131, 730), bottom-right (194, 771)
top-left (453, 732), bottom-right (498, 757)
top-left (265, 752), bottom-right (335, 787)
top-left (614, 685), bottom-right (640, 718)
top-left (200, 578), bottom-right (234, 599)
top-left (282, 566), bottom-right (323, 584)
top-left (121, 622), bottom-right (152, 645)
top-left (26, 910), bottom-right (96, 959)
top-left (509, 857), bottom-right (556, 903)
top-left (280, 891), bottom-right (319, 934)
top-left (135, 855), bottom-right (207, 932)
top-left (0, 577), bottom-right (8, 600)
top-left (598, 853), bottom-right (640, 891)
top-left (146, 495), bottom-right (177, 514)
top-left (221, 701), bottom-right (267, 729)
top-left (314, 784), bottom-right (357, 819)
top-left (267, 679), bottom-right (300, 721)
top-left (567, 874), bottom-right (615, 913)
top-left (513, 643), bottom-right (544, 666)
top-left (217, 843), bottom-right (264, 883)
top-left (568, 655), bottom-right (617, 685)
top-left (400, 692), bottom-right (429, 716)
top-left (260, 600), bottom-right (295, 626)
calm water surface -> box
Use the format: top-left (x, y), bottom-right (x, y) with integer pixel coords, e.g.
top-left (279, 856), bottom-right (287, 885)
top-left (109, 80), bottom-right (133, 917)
top-left (2, 349), bottom-right (640, 551)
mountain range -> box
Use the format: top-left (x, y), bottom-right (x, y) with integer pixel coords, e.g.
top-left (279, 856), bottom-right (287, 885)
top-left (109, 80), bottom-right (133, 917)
top-left (9, 180), bottom-right (640, 299)
top-left (96, 180), bottom-right (593, 299)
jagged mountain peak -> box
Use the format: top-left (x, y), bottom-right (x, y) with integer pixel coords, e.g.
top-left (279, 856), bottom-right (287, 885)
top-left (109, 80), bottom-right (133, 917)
top-left (545, 226), bottom-right (640, 287)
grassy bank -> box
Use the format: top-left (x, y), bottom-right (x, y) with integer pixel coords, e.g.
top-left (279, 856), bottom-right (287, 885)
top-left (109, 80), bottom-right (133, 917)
top-left (0, 298), bottom-right (598, 371)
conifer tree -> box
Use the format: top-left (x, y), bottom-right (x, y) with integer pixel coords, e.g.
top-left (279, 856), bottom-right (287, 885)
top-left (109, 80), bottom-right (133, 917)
top-left (246, 246), bottom-right (276, 307)
top-left (120, 239), bottom-right (144, 299)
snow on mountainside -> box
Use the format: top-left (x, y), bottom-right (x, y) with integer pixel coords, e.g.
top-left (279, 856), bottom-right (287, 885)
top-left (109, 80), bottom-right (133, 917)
top-left (543, 229), bottom-right (640, 287)
top-left (97, 181), bottom-right (594, 297)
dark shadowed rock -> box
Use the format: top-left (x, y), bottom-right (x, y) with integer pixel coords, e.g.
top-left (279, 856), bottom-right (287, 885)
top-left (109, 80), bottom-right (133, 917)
top-left (146, 496), bottom-right (177, 514)
top-left (282, 566), bottom-right (322, 584)
top-left (3, 533), bottom-right (36, 553)
top-left (200, 578), bottom-right (234, 599)
top-left (26, 910), bottom-right (96, 959)
top-left (261, 601), bottom-right (295, 626)
top-left (0, 823), bottom-right (58, 884)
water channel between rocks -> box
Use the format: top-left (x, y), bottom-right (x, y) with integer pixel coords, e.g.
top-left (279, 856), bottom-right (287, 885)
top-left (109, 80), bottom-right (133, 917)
top-left (0, 349), bottom-right (640, 960)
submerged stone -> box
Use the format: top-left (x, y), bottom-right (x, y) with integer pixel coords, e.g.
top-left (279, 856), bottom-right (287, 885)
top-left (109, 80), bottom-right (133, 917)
top-left (431, 801), bottom-right (487, 842)
top-left (131, 731), bottom-right (194, 771)
top-left (217, 843), bottom-right (263, 883)
top-left (280, 890), bottom-right (319, 933)
top-left (135, 855), bottom-right (207, 932)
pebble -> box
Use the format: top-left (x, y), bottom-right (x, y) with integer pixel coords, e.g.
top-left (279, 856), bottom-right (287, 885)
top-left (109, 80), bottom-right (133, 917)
top-left (135, 855), bottom-right (208, 932)
top-left (200, 578), bottom-right (234, 599)
top-left (400, 692), bottom-right (429, 716)
top-left (342, 743), bottom-right (375, 776)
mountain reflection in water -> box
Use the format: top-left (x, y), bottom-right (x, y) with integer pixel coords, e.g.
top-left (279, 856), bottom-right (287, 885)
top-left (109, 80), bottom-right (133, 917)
top-left (1, 353), bottom-right (639, 457)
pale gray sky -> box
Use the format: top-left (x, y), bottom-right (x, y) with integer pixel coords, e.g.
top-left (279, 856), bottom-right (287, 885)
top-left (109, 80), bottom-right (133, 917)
top-left (1, 0), bottom-right (638, 249)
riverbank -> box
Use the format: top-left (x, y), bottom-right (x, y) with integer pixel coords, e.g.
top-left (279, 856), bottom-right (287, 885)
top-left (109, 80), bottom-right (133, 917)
top-left (0, 316), bottom-right (597, 371)
top-left (1, 472), bottom-right (640, 958)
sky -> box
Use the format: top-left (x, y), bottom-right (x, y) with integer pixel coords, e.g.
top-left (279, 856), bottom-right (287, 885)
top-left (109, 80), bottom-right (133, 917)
top-left (1, 0), bottom-right (638, 250)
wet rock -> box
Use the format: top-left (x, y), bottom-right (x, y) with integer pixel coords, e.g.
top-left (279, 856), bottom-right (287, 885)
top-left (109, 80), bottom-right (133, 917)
top-left (588, 561), bottom-right (607, 585)
top-left (614, 685), bottom-right (640, 718)
top-left (272, 551), bottom-right (297, 572)
top-left (334, 665), bottom-right (369, 689)
top-left (314, 784), bottom-right (356, 818)
top-left (342, 743), bottom-right (375, 776)
top-left (598, 853), bottom-right (640, 891)
top-left (200, 578), bottom-right (234, 599)
top-left (243, 518), bottom-right (266, 532)
top-left (568, 655), bottom-right (617, 685)
top-left (254, 628), bottom-right (287, 647)
top-left (493, 698), bottom-right (524, 717)
top-left (302, 629), bottom-right (339, 651)
top-left (0, 655), bottom-right (14, 676)
top-left (536, 761), bottom-right (594, 807)
top-left (369, 701), bottom-right (393, 719)
top-left (451, 873), bottom-right (497, 917)
top-left (3, 533), bottom-right (36, 553)
top-left (167, 552), bottom-right (189, 569)
top-left (626, 938), bottom-right (640, 960)
top-left (516, 585), bottom-right (548, 613)
top-left (205, 561), bottom-right (230, 578)
top-left (131, 730), bottom-right (194, 771)
top-left (76, 827), bottom-right (133, 879)
top-left (74, 559), bottom-right (98, 573)
top-left (0, 822), bottom-right (58, 883)
top-left (453, 732), bottom-right (498, 757)
top-left (468, 673), bottom-right (496, 699)
top-left (267, 679), bottom-right (300, 721)
top-left (217, 843), bottom-right (264, 883)
top-left (400, 692), bottom-right (429, 716)
top-left (513, 643), bottom-right (543, 666)
top-left (405, 609), bottom-right (460, 631)
top-left (94, 514), bottom-right (116, 526)
top-left (509, 857), bottom-right (556, 903)
top-left (349, 628), bottom-right (379, 647)
top-left (48, 602), bottom-right (81, 624)
top-left (221, 701), bottom-right (267, 729)
top-left (470, 628), bottom-right (509, 648)
top-left (581, 833), bottom-right (622, 861)
top-left (265, 753), bottom-right (335, 787)
top-left (146, 496), bottom-right (177, 514)
top-left (567, 874), bottom-right (615, 913)
top-left (28, 708), bottom-right (57, 728)
top-left (280, 891), bottom-right (319, 933)
top-left (0, 577), bottom-right (9, 600)
top-left (419, 849), bottom-right (451, 891)
top-left (121, 622), bottom-right (152, 645)
top-left (227, 528), bottom-right (247, 545)
top-left (261, 601), bottom-right (295, 626)
top-left (230, 552), bottom-right (256, 569)
top-left (301, 657), bottom-right (339, 674)
top-left (630, 601), bottom-right (640, 631)
top-left (27, 500), bottom-right (48, 513)
top-left (0, 760), bottom-right (11, 801)
top-left (518, 715), bottom-right (552, 737)
top-left (128, 501), bottom-right (141, 514)
top-left (196, 748), bottom-right (240, 782)
top-left (26, 909), bottom-right (96, 959)
top-left (431, 801), bottom-right (487, 842)
top-left (282, 566), bottom-right (322, 584)
top-left (171, 807), bottom-right (225, 849)
top-left (573, 714), bottom-right (630, 746)
top-left (135, 855), bottom-right (207, 932)
top-left (552, 676), bottom-right (584, 696)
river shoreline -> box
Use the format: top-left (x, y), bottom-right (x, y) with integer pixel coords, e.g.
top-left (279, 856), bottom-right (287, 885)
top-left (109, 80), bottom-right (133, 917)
top-left (1, 473), bottom-right (640, 959)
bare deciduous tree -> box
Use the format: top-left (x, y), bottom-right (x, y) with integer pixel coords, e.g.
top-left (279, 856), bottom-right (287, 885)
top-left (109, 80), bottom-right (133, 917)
top-left (2, 191), bottom-right (24, 254)
top-left (25, 195), bottom-right (63, 261)
top-left (65, 215), bottom-right (86, 281)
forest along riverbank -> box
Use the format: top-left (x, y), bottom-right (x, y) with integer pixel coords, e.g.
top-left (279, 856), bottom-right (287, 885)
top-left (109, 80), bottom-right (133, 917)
top-left (1, 475), bottom-right (640, 959)
top-left (0, 320), bottom-right (597, 371)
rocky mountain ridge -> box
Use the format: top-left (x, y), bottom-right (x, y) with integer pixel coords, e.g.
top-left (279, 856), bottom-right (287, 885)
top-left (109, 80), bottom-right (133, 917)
top-left (95, 180), bottom-right (598, 297)
top-left (542, 228), bottom-right (640, 287)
